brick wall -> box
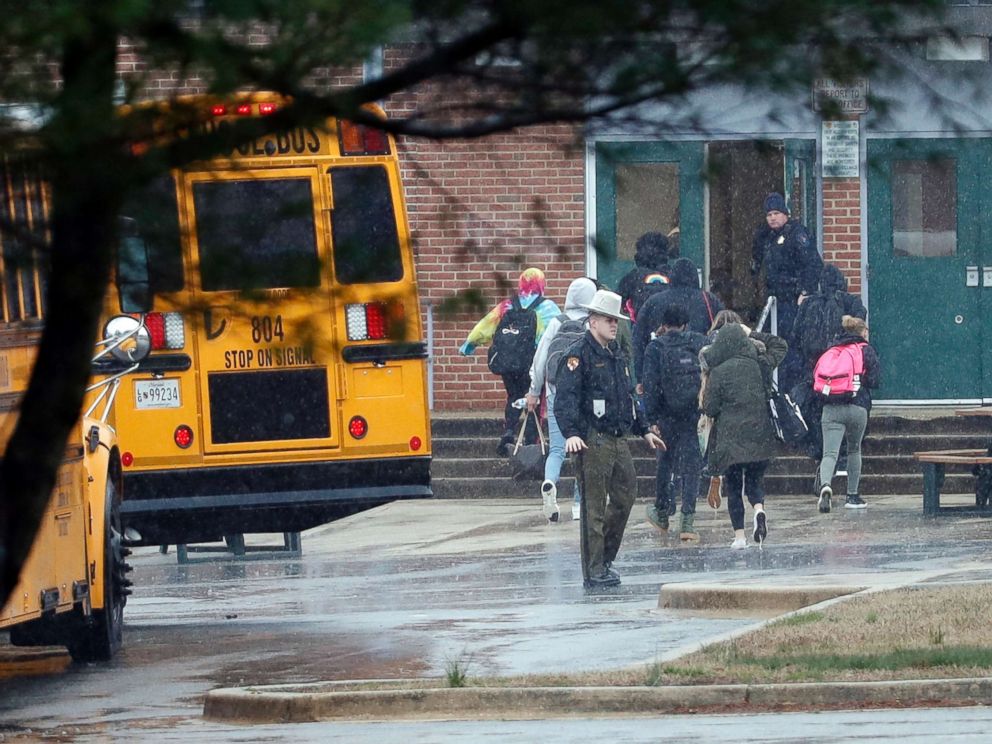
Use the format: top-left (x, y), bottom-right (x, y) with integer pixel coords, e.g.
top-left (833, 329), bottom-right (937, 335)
top-left (821, 178), bottom-right (862, 295)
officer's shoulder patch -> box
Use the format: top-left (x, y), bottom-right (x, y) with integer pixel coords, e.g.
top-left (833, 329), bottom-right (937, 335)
top-left (798, 232), bottom-right (809, 246)
top-left (566, 356), bottom-right (580, 371)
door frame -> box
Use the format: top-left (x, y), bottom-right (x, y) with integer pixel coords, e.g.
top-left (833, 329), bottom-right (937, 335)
top-left (866, 136), bottom-right (992, 404)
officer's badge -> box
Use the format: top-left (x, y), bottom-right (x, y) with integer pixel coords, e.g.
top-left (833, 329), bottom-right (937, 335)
top-left (566, 356), bottom-right (580, 371)
top-left (777, 235), bottom-right (785, 245)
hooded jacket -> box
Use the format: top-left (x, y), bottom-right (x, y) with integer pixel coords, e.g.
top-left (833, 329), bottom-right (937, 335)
top-left (616, 232), bottom-right (670, 313)
top-left (528, 277), bottom-right (598, 396)
top-left (819, 264), bottom-right (867, 320)
top-left (701, 324), bottom-right (786, 472)
top-left (632, 258), bottom-right (724, 379)
top-left (459, 268), bottom-right (561, 356)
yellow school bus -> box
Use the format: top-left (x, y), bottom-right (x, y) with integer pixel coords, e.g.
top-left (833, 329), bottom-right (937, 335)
top-left (100, 94), bottom-right (432, 547)
top-left (0, 161), bottom-right (142, 660)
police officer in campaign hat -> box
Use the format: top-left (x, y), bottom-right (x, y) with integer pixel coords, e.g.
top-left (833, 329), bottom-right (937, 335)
top-left (554, 289), bottom-right (665, 590)
top-left (751, 192), bottom-right (822, 393)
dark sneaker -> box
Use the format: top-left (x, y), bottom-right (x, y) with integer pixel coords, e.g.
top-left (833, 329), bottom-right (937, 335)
top-left (845, 494), bottom-right (867, 509)
top-left (584, 570), bottom-right (621, 590)
top-left (818, 484), bottom-right (832, 514)
top-left (752, 510), bottom-right (767, 544)
top-left (646, 504), bottom-right (669, 532)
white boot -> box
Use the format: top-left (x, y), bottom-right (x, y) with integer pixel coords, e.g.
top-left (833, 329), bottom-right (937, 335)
top-left (541, 480), bottom-right (559, 522)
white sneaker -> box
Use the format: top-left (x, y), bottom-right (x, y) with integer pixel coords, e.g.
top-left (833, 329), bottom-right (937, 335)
top-left (572, 501), bottom-right (581, 521)
top-left (730, 536), bottom-right (747, 550)
top-left (541, 480), bottom-right (559, 522)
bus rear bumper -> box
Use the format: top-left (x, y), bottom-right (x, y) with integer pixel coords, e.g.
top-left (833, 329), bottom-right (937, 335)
top-left (121, 455), bottom-right (431, 545)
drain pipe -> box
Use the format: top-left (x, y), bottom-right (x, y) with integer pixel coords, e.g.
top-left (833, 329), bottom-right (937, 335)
top-left (426, 302), bottom-right (434, 410)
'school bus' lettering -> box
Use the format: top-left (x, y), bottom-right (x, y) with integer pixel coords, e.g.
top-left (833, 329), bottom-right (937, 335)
top-left (103, 94), bottom-right (432, 547)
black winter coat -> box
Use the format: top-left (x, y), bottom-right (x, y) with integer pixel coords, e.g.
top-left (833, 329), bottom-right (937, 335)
top-left (751, 218), bottom-right (822, 299)
top-left (633, 258), bottom-right (723, 378)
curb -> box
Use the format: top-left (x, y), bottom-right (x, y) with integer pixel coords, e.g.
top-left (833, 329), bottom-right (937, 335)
top-left (659, 584), bottom-right (864, 612)
top-left (203, 677), bottom-right (992, 722)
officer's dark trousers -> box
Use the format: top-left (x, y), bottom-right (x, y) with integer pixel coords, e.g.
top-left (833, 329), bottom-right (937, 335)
top-left (774, 296), bottom-right (803, 394)
top-left (579, 434), bottom-right (637, 579)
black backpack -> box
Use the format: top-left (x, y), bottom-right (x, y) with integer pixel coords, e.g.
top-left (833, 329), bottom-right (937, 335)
top-left (629, 268), bottom-right (670, 320)
top-left (795, 291), bottom-right (844, 364)
top-left (654, 335), bottom-right (702, 415)
top-left (487, 295), bottom-right (542, 375)
top-left (545, 314), bottom-right (587, 385)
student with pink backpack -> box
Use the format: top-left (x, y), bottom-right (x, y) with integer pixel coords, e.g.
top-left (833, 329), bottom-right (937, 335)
top-left (813, 316), bottom-right (881, 512)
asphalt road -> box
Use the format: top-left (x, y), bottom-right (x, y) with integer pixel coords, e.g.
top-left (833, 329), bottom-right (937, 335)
top-left (2, 495), bottom-right (992, 741)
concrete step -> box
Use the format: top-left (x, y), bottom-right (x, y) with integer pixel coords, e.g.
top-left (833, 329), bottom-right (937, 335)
top-left (432, 453), bottom-right (931, 479)
top-left (433, 434), bottom-right (991, 459)
top-left (430, 473), bottom-right (975, 499)
top-left (431, 414), bottom-right (992, 438)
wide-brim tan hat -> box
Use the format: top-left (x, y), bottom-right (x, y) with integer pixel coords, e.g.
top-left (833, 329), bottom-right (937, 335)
top-left (581, 289), bottom-right (629, 321)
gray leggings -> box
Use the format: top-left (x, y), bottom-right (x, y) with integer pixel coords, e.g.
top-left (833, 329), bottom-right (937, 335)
top-left (819, 404), bottom-right (868, 496)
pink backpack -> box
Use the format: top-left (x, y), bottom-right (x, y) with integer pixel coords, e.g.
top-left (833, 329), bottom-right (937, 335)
top-left (813, 343), bottom-right (866, 399)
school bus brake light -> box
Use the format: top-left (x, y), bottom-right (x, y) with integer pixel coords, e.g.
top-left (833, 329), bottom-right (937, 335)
top-left (345, 303), bottom-right (388, 341)
top-left (142, 312), bottom-right (185, 350)
top-left (348, 416), bottom-right (368, 439)
top-left (174, 425), bottom-right (194, 449)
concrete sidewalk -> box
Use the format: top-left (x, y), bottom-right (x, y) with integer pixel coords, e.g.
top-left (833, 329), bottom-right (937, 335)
top-left (194, 492), bottom-right (992, 722)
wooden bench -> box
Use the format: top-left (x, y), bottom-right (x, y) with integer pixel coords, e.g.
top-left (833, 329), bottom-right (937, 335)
top-left (913, 449), bottom-right (992, 515)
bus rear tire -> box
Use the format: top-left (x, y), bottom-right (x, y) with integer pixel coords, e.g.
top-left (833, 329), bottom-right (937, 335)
top-left (69, 478), bottom-right (128, 663)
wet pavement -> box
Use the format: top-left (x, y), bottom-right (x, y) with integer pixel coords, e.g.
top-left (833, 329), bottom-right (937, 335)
top-left (2, 491), bottom-right (992, 739)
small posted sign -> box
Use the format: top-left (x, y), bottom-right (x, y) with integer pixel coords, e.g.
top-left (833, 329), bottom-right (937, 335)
top-left (822, 121), bottom-right (860, 179)
top-left (813, 78), bottom-right (869, 115)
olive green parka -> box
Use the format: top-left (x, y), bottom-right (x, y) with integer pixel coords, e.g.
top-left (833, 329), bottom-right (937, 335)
top-left (701, 324), bottom-right (787, 473)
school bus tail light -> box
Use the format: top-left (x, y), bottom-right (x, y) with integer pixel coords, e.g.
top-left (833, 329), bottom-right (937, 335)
top-left (121, 451), bottom-right (134, 467)
top-left (143, 312), bottom-right (185, 350)
top-left (338, 120), bottom-right (391, 156)
top-left (409, 436), bottom-right (422, 451)
top-left (345, 303), bottom-right (389, 341)
top-left (174, 425), bottom-right (194, 449)
top-left (348, 416), bottom-right (368, 439)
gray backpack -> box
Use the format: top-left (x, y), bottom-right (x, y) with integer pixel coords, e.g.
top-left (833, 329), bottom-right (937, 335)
top-left (545, 314), bottom-right (588, 385)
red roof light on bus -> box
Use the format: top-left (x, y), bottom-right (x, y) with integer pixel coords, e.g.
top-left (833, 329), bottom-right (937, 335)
top-left (258, 102), bottom-right (277, 115)
top-left (236, 103), bottom-right (252, 116)
top-left (211, 105), bottom-right (228, 116)
top-left (338, 120), bottom-right (391, 156)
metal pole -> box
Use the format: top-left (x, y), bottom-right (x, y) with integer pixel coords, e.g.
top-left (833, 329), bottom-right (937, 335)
top-left (426, 302), bottom-right (435, 410)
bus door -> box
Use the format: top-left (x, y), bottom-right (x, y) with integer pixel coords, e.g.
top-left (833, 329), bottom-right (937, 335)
top-left (184, 167), bottom-right (341, 454)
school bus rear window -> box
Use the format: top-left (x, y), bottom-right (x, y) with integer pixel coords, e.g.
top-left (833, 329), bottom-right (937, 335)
top-left (121, 174), bottom-right (184, 292)
top-left (330, 166), bottom-right (403, 284)
top-left (194, 177), bottom-right (320, 291)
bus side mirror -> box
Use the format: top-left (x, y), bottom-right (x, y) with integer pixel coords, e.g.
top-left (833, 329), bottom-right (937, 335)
top-left (117, 218), bottom-right (152, 313)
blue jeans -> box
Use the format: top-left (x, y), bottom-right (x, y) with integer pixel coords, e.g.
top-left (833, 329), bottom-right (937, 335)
top-left (545, 388), bottom-right (581, 503)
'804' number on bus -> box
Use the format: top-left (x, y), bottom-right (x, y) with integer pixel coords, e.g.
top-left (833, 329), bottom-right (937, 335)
top-left (251, 315), bottom-right (284, 344)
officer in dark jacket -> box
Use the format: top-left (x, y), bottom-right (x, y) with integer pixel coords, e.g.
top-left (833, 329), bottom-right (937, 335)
top-left (751, 192), bottom-right (822, 393)
top-left (633, 257), bottom-right (724, 381)
top-left (555, 289), bottom-right (664, 590)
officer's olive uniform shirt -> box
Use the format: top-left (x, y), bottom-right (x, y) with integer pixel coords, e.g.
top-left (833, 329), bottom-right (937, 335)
top-left (554, 331), bottom-right (648, 440)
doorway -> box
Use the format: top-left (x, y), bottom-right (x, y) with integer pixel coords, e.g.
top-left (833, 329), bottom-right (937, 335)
top-left (595, 138), bottom-right (817, 324)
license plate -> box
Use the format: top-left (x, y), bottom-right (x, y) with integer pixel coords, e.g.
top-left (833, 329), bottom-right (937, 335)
top-left (134, 379), bottom-right (181, 409)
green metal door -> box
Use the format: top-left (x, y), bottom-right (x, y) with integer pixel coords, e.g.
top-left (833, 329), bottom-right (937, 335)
top-left (595, 141), bottom-right (704, 292)
top-left (867, 138), bottom-right (991, 400)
